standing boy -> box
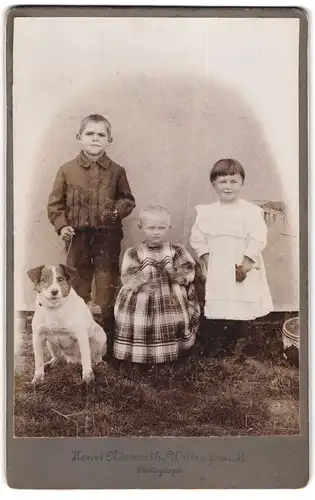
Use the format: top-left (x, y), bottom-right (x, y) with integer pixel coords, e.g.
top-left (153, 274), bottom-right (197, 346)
top-left (47, 114), bottom-right (136, 340)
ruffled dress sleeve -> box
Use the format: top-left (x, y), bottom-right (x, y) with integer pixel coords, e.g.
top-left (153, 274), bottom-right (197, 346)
top-left (169, 244), bottom-right (196, 286)
top-left (189, 205), bottom-right (210, 258)
top-left (244, 205), bottom-right (268, 264)
top-left (120, 247), bottom-right (147, 288)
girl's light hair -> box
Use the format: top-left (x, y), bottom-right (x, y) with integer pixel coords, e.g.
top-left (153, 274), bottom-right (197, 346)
top-left (77, 114), bottom-right (113, 142)
top-left (139, 205), bottom-right (171, 226)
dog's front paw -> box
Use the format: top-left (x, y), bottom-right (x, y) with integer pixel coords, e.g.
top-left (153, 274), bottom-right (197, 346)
top-left (94, 355), bottom-right (104, 365)
top-left (44, 358), bottom-right (58, 372)
top-left (82, 370), bottom-right (95, 384)
top-left (32, 371), bottom-right (45, 384)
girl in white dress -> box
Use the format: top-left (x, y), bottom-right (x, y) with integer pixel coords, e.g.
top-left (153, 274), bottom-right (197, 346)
top-left (190, 158), bottom-right (273, 357)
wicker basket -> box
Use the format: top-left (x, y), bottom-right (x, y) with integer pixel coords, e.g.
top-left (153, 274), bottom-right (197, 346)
top-left (282, 316), bottom-right (299, 354)
top-left (15, 310), bottom-right (28, 334)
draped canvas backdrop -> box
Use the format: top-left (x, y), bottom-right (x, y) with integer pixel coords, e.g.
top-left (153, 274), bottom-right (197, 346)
top-left (13, 17), bottom-right (299, 312)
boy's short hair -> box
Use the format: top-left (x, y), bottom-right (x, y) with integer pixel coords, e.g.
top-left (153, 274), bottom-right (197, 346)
top-left (77, 114), bottom-right (113, 142)
top-left (210, 158), bottom-right (245, 183)
top-left (139, 205), bottom-right (171, 226)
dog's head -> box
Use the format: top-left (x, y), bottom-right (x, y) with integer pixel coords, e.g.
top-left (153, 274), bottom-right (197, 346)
top-left (27, 264), bottom-right (77, 308)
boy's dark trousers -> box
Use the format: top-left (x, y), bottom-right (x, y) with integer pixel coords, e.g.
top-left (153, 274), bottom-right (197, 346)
top-left (66, 228), bottom-right (121, 346)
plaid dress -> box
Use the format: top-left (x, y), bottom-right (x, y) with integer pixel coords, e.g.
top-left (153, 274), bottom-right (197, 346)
top-left (113, 242), bottom-right (200, 363)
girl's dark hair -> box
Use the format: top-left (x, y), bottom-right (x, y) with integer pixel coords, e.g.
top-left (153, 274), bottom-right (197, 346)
top-left (210, 158), bottom-right (245, 183)
top-left (77, 114), bottom-right (113, 142)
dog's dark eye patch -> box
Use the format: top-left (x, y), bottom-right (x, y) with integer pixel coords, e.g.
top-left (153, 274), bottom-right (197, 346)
top-left (55, 266), bottom-right (71, 297)
top-left (56, 265), bottom-right (74, 282)
top-left (56, 265), bottom-right (67, 279)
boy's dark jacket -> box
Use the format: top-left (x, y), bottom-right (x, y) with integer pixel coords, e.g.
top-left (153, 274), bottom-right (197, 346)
top-left (47, 151), bottom-right (136, 233)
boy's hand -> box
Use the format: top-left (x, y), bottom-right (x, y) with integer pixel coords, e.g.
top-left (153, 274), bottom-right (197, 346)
top-left (60, 226), bottom-right (75, 242)
top-left (100, 210), bottom-right (116, 223)
top-left (99, 200), bottom-right (119, 223)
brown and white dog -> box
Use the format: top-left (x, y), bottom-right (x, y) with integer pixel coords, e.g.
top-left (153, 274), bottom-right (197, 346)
top-left (27, 264), bottom-right (107, 384)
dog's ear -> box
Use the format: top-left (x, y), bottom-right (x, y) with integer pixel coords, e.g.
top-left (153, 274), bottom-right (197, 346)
top-left (59, 264), bottom-right (77, 282)
top-left (27, 266), bottom-right (44, 283)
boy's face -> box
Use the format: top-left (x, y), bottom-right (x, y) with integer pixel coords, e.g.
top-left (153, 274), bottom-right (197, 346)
top-left (139, 213), bottom-right (170, 246)
top-left (212, 173), bottom-right (244, 203)
top-left (77, 121), bottom-right (111, 157)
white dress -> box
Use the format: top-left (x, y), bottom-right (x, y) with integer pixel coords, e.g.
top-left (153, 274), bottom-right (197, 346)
top-left (190, 199), bottom-right (273, 320)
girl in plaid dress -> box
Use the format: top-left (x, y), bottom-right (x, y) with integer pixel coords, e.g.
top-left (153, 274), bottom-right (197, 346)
top-left (113, 205), bottom-right (200, 364)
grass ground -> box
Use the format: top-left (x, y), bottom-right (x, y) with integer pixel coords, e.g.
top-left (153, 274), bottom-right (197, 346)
top-left (14, 314), bottom-right (299, 437)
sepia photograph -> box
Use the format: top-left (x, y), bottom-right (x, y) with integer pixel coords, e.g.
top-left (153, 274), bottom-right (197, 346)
top-left (11, 9), bottom-right (302, 446)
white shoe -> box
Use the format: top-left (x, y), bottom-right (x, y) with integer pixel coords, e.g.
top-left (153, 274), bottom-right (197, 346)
top-left (87, 302), bottom-right (102, 315)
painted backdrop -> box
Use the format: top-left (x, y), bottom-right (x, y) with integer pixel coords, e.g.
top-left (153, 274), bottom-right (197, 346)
top-left (13, 17), bottom-right (299, 311)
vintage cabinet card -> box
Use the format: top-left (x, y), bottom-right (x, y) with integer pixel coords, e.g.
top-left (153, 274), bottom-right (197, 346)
top-left (6, 6), bottom-right (308, 489)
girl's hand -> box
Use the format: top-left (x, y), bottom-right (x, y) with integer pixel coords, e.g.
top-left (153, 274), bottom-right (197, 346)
top-left (144, 281), bottom-right (159, 293)
top-left (168, 269), bottom-right (186, 285)
top-left (235, 265), bottom-right (247, 283)
top-left (125, 276), bottom-right (146, 291)
top-left (235, 256), bottom-right (255, 282)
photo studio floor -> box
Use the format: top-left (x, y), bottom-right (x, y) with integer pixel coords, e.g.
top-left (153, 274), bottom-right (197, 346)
top-left (13, 314), bottom-right (299, 438)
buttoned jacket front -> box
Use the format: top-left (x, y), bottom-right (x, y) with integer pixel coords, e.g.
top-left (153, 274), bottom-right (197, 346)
top-left (47, 151), bottom-right (136, 233)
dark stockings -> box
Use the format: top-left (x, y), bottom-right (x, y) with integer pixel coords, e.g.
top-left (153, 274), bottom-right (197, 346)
top-left (199, 317), bottom-right (244, 358)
